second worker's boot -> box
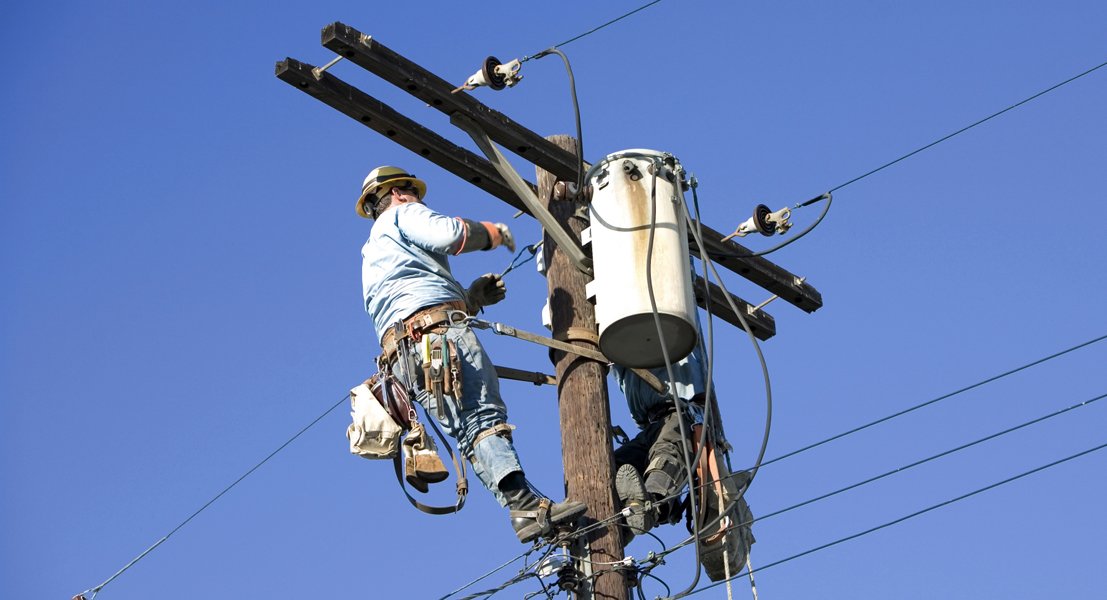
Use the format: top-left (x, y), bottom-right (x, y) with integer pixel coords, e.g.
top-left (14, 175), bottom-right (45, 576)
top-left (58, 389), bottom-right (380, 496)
top-left (500, 471), bottom-right (588, 543)
top-left (615, 464), bottom-right (655, 545)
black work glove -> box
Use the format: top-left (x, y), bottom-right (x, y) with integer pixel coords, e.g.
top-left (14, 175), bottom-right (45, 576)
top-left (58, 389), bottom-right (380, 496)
top-left (466, 273), bottom-right (507, 313)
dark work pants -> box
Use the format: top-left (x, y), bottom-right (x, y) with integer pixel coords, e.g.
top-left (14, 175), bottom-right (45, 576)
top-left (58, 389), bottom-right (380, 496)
top-left (613, 410), bottom-right (690, 499)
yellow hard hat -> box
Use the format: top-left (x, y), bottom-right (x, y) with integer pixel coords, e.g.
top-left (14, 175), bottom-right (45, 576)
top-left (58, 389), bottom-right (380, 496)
top-left (356, 166), bottom-right (427, 218)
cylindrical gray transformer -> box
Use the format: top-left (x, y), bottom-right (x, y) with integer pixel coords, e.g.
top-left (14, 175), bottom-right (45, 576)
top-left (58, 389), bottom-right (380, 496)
top-left (586, 149), bottom-right (697, 368)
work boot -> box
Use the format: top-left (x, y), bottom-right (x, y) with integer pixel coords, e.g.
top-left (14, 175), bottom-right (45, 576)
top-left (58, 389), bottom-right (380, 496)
top-left (615, 464), bottom-right (655, 545)
top-left (500, 472), bottom-right (588, 543)
top-left (652, 493), bottom-right (683, 525)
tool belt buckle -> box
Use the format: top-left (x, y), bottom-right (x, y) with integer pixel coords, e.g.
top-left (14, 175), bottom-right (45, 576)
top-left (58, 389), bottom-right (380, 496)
top-left (406, 319), bottom-right (423, 343)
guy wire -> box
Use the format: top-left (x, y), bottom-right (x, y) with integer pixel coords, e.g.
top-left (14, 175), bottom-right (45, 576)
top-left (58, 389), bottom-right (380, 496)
top-left (75, 392), bottom-right (351, 599)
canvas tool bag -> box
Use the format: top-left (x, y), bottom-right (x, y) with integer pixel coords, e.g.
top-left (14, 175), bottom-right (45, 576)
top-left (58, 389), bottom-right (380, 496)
top-left (346, 376), bottom-right (404, 459)
top-left (349, 359), bottom-right (468, 515)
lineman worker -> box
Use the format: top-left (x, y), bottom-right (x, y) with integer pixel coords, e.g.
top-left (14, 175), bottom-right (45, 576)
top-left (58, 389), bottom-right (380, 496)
top-left (612, 344), bottom-right (756, 580)
top-left (610, 346), bottom-right (710, 539)
top-left (357, 166), bottom-right (586, 543)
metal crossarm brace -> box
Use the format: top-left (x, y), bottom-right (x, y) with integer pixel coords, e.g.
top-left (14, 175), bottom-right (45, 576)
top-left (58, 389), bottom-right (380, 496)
top-left (495, 365), bottom-right (557, 386)
top-left (321, 23), bottom-right (580, 182)
top-left (276, 58), bottom-right (534, 214)
top-left (470, 319), bottom-right (665, 393)
top-left (690, 220), bottom-right (823, 313)
top-left (693, 275), bottom-right (776, 340)
top-left (451, 114), bottom-right (593, 276)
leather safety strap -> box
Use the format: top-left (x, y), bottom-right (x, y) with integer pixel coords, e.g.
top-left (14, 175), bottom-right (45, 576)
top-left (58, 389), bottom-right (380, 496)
top-left (470, 423), bottom-right (515, 455)
top-left (692, 423), bottom-right (731, 545)
top-left (509, 497), bottom-right (552, 529)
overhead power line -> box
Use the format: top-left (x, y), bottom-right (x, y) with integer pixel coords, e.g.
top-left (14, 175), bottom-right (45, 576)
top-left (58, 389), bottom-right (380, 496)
top-left (655, 390), bottom-right (1107, 562)
top-left (755, 333), bottom-right (1107, 469)
top-left (439, 334), bottom-right (1105, 599)
top-left (522, 0), bottom-right (666, 62)
top-left (685, 439), bottom-right (1107, 597)
top-left (74, 393), bottom-right (351, 600)
top-left (438, 543), bottom-right (550, 600)
top-left (827, 58), bottom-right (1107, 194)
top-left (456, 433), bottom-right (1107, 599)
top-left (754, 391), bottom-right (1107, 525)
top-left (703, 58), bottom-right (1107, 258)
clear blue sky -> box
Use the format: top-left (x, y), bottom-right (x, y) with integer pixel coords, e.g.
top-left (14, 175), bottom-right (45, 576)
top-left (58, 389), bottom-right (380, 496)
top-left (3, 2), bottom-right (1105, 598)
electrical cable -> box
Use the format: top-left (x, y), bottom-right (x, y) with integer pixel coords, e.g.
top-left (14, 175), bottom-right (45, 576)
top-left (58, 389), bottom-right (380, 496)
top-left (642, 160), bottom-right (707, 597)
top-left (656, 390), bottom-right (1107, 560)
top-left (437, 541), bottom-right (548, 600)
top-left (550, 156), bottom-right (775, 571)
top-left (499, 241), bottom-right (543, 278)
top-left (567, 331), bottom-right (1105, 563)
top-left (710, 57), bottom-right (1107, 259)
top-left (77, 55), bottom-right (1107, 600)
top-left (708, 191), bottom-right (833, 260)
top-left (528, 47), bottom-right (585, 199)
top-left (74, 392), bottom-right (351, 600)
top-left (754, 391), bottom-right (1107, 524)
top-left (639, 570), bottom-right (673, 599)
top-left (756, 332), bottom-right (1107, 470)
top-left (683, 439), bottom-right (1107, 597)
top-left (453, 542), bottom-right (561, 600)
top-left (683, 180), bottom-right (775, 491)
top-left (521, 0), bottom-right (667, 62)
top-left (646, 157), bottom-right (775, 600)
top-left (458, 571), bottom-right (538, 600)
top-left (454, 334), bottom-right (1104, 599)
top-left (825, 58), bottom-right (1107, 194)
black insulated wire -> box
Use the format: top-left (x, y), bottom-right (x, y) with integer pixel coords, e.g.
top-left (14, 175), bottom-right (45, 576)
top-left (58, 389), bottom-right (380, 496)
top-left (642, 162), bottom-right (707, 597)
top-left (709, 191), bottom-right (833, 260)
top-left (530, 48), bottom-right (586, 198)
top-left (684, 181), bottom-right (774, 497)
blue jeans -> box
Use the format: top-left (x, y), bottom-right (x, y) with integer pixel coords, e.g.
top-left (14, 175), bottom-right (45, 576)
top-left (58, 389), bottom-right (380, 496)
top-left (393, 323), bottom-right (523, 506)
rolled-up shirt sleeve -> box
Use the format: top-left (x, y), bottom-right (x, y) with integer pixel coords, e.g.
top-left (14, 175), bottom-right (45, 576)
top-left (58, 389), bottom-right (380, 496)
top-left (395, 203), bottom-right (467, 254)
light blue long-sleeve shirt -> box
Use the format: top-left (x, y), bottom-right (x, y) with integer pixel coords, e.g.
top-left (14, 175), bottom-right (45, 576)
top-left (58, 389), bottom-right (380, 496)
top-left (613, 343), bottom-right (709, 429)
top-left (361, 202), bottom-right (469, 342)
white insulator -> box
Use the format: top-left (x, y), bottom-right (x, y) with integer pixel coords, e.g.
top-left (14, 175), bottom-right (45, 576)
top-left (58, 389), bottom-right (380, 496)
top-left (587, 149), bottom-right (697, 368)
top-left (541, 299), bottom-right (553, 331)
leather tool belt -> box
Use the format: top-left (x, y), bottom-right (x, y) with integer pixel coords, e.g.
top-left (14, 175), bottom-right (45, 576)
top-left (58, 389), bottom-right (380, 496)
top-left (380, 300), bottom-right (469, 364)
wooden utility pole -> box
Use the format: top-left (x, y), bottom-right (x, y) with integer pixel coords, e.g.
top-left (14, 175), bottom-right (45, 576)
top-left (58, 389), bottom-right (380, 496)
top-left (539, 135), bottom-right (626, 600)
